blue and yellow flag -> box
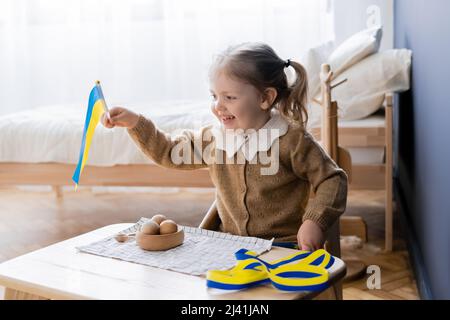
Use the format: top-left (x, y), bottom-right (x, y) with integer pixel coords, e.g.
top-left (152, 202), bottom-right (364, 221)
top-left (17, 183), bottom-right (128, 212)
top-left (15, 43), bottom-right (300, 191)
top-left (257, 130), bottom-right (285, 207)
top-left (72, 81), bottom-right (108, 189)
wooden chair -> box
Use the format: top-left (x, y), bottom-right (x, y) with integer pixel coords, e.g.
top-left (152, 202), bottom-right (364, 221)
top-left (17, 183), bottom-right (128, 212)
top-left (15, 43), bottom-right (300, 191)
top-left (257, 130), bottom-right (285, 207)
top-left (198, 63), bottom-right (351, 300)
top-left (315, 64), bottom-right (351, 299)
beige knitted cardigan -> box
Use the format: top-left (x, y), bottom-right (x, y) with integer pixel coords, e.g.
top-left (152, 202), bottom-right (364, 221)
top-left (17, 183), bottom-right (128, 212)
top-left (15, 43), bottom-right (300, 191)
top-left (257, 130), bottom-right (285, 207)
top-left (127, 114), bottom-right (348, 242)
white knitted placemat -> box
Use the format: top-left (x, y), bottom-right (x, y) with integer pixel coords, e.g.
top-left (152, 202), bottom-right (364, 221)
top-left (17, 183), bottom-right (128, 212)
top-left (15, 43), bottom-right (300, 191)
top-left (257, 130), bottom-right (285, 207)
top-left (77, 217), bottom-right (273, 276)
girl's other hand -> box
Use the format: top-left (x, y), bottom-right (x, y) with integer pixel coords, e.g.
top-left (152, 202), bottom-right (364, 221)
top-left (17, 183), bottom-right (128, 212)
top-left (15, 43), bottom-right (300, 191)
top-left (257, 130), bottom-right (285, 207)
top-left (297, 219), bottom-right (325, 251)
top-left (101, 106), bottom-right (139, 129)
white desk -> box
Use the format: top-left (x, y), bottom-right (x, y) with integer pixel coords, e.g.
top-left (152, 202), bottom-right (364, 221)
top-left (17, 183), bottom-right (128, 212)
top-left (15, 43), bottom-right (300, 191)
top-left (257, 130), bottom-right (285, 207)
top-left (0, 224), bottom-right (346, 300)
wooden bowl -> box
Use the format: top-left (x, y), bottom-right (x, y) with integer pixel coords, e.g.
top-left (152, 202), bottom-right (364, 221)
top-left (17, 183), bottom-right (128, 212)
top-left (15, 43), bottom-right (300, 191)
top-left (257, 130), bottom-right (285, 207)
top-left (136, 227), bottom-right (184, 251)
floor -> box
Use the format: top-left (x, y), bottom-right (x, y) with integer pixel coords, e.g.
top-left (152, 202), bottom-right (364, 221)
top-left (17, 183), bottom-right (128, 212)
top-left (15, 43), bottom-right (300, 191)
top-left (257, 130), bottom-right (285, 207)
top-left (0, 186), bottom-right (419, 300)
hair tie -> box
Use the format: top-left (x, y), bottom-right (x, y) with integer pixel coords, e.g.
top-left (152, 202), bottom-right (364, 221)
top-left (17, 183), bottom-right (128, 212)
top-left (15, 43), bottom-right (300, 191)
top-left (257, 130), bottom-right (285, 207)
top-left (284, 59), bottom-right (291, 68)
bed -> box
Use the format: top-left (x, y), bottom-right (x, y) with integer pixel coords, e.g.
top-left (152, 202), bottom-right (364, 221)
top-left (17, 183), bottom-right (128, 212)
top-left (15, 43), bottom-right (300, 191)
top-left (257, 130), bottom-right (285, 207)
top-left (0, 99), bottom-right (390, 190)
top-left (1, 24), bottom-right (411, 252)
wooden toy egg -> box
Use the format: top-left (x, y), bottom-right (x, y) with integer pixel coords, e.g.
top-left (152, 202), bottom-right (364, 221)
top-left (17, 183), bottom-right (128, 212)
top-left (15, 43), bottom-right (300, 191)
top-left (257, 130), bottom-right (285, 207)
top-left (140, 221), bottom-right (160, 235)
top-left (159, 220), bottom-right (178, 235)
top-left (151, 214), bottom-right (167, 225)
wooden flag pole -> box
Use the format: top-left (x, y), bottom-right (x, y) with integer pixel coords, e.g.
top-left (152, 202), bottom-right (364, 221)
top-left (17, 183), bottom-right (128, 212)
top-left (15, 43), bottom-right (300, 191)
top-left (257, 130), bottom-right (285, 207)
top-left (95, 80), bottom-right (111, 121)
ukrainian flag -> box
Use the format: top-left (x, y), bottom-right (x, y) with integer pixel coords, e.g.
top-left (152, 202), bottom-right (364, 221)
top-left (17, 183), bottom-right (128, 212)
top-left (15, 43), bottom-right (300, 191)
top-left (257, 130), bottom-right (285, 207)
top-left (72, 81), bottom-right (108, 189)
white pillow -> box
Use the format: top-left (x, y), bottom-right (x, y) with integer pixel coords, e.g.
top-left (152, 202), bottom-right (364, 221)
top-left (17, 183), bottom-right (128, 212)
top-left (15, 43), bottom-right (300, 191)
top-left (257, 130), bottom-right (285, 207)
top-left (308, 49), bottom-right (412, 126)
top-left (298, 41), bottom-right (335, 99)
top-left (328, 26), bottom-right (383, 78)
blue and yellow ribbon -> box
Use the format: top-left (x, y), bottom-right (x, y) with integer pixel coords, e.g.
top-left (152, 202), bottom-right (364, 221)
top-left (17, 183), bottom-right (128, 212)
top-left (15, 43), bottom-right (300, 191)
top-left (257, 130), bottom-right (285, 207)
top-left (72, 81), bottom-right (108, 189)
top-left (206, 248), bottom-right (335, 292)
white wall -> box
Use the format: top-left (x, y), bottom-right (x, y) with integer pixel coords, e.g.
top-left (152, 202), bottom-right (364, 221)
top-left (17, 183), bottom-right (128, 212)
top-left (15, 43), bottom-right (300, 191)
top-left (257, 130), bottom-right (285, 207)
top-left (333, 0), bottom-right (393, 50)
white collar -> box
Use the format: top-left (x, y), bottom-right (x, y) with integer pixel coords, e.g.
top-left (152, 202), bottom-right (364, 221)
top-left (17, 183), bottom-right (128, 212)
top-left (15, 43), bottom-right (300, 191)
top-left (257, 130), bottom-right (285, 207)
top-left (211, 110), bottom-right (289, 162)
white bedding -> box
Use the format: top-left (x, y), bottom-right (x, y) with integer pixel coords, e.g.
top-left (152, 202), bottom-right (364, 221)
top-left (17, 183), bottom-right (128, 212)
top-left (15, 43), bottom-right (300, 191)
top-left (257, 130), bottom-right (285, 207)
top-left (0, 101), bottom-right (385, 166)
top-left (0, 100), bottom-right (217, 166)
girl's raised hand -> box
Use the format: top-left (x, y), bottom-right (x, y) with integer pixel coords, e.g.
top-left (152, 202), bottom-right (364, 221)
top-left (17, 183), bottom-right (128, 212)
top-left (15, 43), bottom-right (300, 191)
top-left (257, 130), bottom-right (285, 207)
top-left (101, 106), bottom-right (139, 129)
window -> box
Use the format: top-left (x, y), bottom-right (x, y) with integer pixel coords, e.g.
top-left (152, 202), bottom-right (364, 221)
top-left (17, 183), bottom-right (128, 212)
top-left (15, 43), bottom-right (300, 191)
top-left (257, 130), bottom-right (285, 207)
top-left (0, 0), bottom-right (333, 115)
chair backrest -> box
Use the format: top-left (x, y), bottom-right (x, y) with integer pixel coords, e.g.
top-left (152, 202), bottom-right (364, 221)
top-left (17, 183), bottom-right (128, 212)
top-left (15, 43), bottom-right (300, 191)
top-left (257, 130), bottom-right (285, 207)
top-left (319, 64), bottom-right (352, 180)
top-left (199, 199), bottom-right (220, 230)
top-left (319, 64), bottom-right (352, 258)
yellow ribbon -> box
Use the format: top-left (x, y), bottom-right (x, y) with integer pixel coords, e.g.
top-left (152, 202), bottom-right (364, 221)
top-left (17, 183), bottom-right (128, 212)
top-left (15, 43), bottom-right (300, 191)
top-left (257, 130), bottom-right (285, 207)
top-left (207, 248), bottom-right (334, 291)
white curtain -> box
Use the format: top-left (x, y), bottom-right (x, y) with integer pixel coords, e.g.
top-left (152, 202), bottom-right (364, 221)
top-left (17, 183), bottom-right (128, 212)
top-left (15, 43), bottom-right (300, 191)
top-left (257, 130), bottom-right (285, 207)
top-left (0, 0), bottom-right (334, 115)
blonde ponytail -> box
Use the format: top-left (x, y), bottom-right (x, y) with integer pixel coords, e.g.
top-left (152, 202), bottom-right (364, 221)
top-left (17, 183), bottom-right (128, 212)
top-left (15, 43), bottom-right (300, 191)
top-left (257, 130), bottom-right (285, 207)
top-left (277, 60), bottom-right (309, 129)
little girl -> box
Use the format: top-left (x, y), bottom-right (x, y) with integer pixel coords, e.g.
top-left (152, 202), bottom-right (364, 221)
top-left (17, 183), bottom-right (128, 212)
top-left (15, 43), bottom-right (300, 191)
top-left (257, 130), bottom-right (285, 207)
top-left (101, 42), bottom-right (348, 251)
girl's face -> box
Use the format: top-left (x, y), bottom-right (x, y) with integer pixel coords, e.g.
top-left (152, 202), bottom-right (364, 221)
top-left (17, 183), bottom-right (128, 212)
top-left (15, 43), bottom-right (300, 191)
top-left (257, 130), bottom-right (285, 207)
top-left (209, 68), bottom-right (271, 130)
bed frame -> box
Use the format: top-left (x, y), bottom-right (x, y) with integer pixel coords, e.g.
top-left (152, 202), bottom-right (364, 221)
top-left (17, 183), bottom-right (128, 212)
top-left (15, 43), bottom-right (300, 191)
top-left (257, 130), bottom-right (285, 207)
top-left (0, 80), bottom-right (394, 252)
